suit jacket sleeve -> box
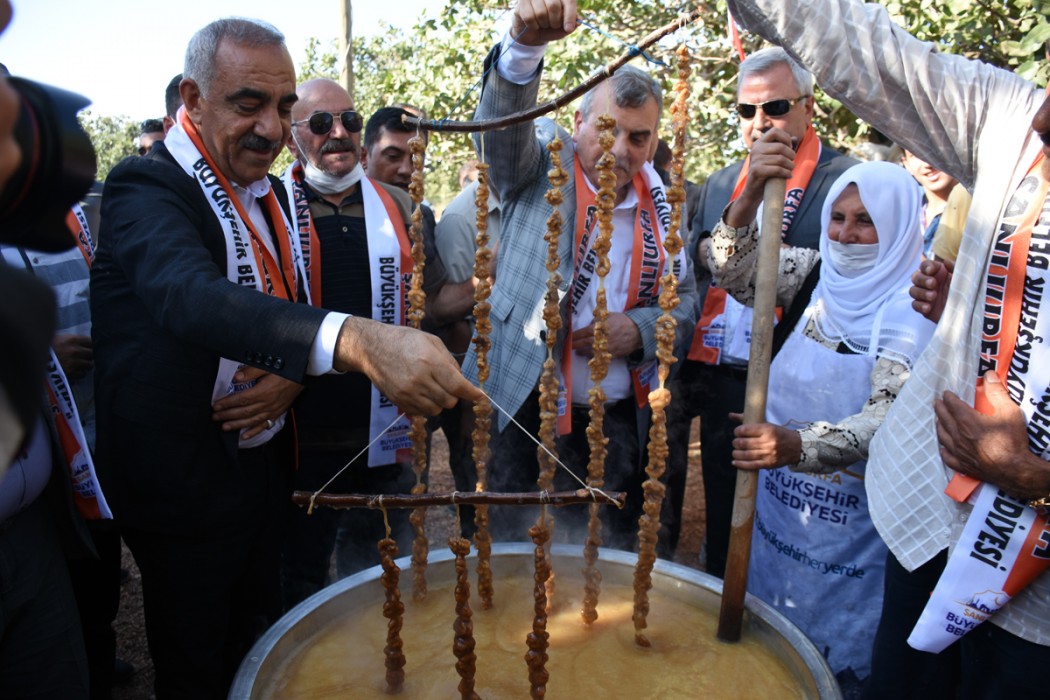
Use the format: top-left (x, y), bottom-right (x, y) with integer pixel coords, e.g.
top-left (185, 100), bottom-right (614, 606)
top-left (95, 151), bottom-right (328, 384)
top-left (473, 44), bottom-right (546, 203)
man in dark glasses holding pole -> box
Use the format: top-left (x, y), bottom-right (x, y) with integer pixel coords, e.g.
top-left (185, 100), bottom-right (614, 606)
top-left (280, 79), bottom-right (452, 610)
top-left (664, 47), bottom-right (855, 568)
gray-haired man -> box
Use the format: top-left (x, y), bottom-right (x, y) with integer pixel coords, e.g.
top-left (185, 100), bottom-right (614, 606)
top-left (464, 0), bottom-right (698, 549)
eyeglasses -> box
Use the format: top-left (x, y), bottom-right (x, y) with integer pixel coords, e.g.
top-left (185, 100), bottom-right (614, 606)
top-left (734, 97), bottom-right (808, 120)
top-left (292, 110), bottom-right (363, 136)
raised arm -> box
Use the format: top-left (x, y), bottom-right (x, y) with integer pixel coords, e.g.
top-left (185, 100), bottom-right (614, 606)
top-left (726, 0), bottom-right (1039, 188)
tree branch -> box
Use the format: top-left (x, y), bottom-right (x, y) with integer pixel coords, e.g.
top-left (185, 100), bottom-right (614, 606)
top-left (404, 8), bottom-right (703, 133)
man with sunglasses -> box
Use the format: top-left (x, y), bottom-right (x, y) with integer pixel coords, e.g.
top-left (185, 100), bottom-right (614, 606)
top-left (725, 0), bottom-right (1050, 697)
top-left (280, 79), bottom-right (451, 609)
top-left (665, 46), bottom-right (856, 567)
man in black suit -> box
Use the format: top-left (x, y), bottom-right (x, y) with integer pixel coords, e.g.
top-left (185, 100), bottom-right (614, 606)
top-left (90, 18), bottom-right (479, 700)
top-left (663, 47), bottom-right (856, 570)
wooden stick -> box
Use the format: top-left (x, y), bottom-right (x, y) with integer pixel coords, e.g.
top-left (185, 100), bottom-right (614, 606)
top-left (295, 489), bottom-right (627, 510)
top-left (402, 9), bottom-right (703, 134)
top-left (717, 177), bottom-right (786, 643)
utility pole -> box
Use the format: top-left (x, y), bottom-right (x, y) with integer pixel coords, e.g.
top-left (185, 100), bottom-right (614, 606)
top-left (339, 0), bottom-right (354, 101)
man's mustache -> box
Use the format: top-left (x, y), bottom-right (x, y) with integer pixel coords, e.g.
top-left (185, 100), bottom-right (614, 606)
top-left (320, 139), bottom-right (358, 156)
top-left (241, 133), bottom-right (282, 153)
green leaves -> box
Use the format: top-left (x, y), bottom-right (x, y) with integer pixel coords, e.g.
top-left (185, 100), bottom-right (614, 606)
top-left (279, 0), bottom-right (1047, 204)
top-left (78, 111), bottom-right (139, 182)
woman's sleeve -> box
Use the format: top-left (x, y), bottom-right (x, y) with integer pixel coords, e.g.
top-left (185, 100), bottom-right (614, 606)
top-left (707, 214), bottom-right (820, 308)
top-left (792, 357), bottom-right (909, 473)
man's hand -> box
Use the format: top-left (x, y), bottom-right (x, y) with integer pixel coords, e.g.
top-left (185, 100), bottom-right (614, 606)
top-left (334, 317), bottom-right (484, 416)
top-left (935, 371), bottom-right (1050, 501)
top-left (724, 128), bottom-right (796, 229)
top-left (52, 333), bottom-right (93, 381)
top-left (728, 413), bottom-right (802, 470)
top-left (910, 258), bottom-right (953, 323)
top-left (211, 366), bottom-right (305, 440)
top-left (510, 0), bottom-right (578, 46)
top-left (572, 312), bottom-right (642, 359)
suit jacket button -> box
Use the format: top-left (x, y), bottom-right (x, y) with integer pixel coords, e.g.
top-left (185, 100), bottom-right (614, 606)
top-left (264, 355), bottom-right (274, 367)
top-left (274, 358), bottom-right (284, 370)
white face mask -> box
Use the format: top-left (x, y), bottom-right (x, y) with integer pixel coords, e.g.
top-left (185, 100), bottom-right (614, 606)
top-left (827, 240), bottom-right (880, 278)
top-left (293, 130), bottom-right (364, 195)
top-left (302, 159), bottom-right (363, 195)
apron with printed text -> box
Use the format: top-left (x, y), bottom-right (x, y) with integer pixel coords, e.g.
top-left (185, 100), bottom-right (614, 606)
top-left (747, 303), bottom-right (887, 680)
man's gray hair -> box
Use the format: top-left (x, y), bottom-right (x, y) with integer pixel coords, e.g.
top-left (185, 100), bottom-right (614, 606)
top-left (184, 18), bottom-right (285, 97)
top-left (737, 47), bottom-right (814, 97)
top-left (579, 64), bottom-right (662, 118)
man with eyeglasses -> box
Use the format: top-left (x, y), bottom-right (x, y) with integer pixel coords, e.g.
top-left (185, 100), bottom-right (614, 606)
top-left (664, 46), bottom-right (855, 568)
top-left (280, 79), bottom-right (451, 609)
top-left (90, 23), bottom-right (479, 699)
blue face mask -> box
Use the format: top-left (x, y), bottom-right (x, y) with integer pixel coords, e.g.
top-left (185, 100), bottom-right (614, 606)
top-left (827, 240), bottom-right (880, 278)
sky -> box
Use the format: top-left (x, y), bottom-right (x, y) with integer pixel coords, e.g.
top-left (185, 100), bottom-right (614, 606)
top-left (0, 0), bottom-right (448, 122)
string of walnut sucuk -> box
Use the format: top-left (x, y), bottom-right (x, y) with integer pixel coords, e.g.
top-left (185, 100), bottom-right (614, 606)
top-left (377, 509), bottom-right (406, 693)
top-left (449, 535), bottom-right (480, 700)
top-left (406, 132), bottom-right (430, 602)
top-left (525, 520), bottom-right (552, 698)
top-left (470, 162), bottom-right (495, 611)
top-left (539, 131), bottom-right (569, 604)
top-left (580, 113), bottom-right (617, 626)
top-left (520, 126), bottom-right (569, 698)
top-left (632, 44), bottom-right (691, 648)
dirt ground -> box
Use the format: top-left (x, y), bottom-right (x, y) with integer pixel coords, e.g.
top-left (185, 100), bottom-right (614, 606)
top-left (110, 420), bottom-right (706, 699)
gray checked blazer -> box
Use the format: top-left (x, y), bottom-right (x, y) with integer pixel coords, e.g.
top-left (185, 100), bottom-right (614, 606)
top-left (463, 45), bottom-right (700, 433)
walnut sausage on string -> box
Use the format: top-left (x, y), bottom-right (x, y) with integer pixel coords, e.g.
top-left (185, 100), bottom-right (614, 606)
top-left (470, 163), bottom-right (495, 611)
top-left (378, 535), bottom-right (407, 692)
top-left (632, 45), bottom-right (691, 648)
top-left (449, 536), bottom-right (481, 700)
top-left (406, 132), bottom-right (430, 602)
top-left (524, 521), bottom-right (552, 698)
top-left (580, 113), bottom-right (617, 626)
top-left (537, 132), bottom-right (570, 610)
top-left (518, 131), bottom-right (570, 690)
top-left (537, 134), bottom-right (567, 501)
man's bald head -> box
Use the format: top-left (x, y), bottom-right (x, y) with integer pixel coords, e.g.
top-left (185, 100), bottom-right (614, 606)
top-left (288, 78), bottom-right (361, 178)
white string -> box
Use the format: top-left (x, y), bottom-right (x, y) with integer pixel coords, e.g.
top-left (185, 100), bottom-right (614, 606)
top-left (308, 389), bottom-right (621, 508)
top-left (483, 391), bottom-right (619, 506)
top-left (310, 411), bottom-right (408, 501)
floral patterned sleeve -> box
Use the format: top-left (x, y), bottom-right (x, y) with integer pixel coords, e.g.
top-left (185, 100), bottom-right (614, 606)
top-left (793, 357), bottom-right (910, 474)
top-left (705, 214), bottom-right (820, 309)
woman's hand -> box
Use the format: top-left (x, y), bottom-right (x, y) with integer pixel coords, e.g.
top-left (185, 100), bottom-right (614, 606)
top-left (729, 413), bottom-right (803, 470)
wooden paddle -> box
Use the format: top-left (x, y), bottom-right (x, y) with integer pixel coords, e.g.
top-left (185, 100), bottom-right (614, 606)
top-left (717, 176), bottom-right (786, 642)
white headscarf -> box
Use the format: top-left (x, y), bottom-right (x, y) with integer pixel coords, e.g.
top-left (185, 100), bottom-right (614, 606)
top-left (812, 161), bottom-right (936, 366)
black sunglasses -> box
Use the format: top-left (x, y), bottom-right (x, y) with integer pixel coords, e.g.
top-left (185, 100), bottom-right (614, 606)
top-left (292, 110), bottom-right (363, 136)
top-left (734, 96), bottom-right (807, 120)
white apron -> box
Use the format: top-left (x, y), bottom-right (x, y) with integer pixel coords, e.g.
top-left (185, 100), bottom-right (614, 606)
top-left (747, 303), bottom-right (887, 680)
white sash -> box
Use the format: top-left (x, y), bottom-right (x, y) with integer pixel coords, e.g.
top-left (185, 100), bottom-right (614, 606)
top-left (166, 119), bottom-right (300, 448)
top-left (0, 245), bottom-right (112, 519)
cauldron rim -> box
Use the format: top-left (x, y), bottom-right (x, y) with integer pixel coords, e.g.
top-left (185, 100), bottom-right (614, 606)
top-left (230, 543), bottom-right (842, 699)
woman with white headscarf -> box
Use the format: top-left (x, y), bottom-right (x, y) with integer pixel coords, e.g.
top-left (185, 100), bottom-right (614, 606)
top-left (704, 161), bottom-right (936, 689)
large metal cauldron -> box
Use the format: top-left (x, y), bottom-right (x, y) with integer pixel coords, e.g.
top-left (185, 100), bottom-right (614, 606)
top-left (231, 543), bottom-right (841, 699)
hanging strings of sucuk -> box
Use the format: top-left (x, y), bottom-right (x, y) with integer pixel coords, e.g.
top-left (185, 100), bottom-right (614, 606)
top-left (292, 15), bottom-right (697, 697)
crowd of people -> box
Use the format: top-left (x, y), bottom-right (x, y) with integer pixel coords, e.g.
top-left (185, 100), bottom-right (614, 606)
top-left (2, 0), bottom-right (1049, 697)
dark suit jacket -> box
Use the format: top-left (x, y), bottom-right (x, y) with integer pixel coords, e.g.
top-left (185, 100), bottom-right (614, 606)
top-left (90, 143), bottom-right (329, 535)
top-left (687, 143), bottom-right (857, 305)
